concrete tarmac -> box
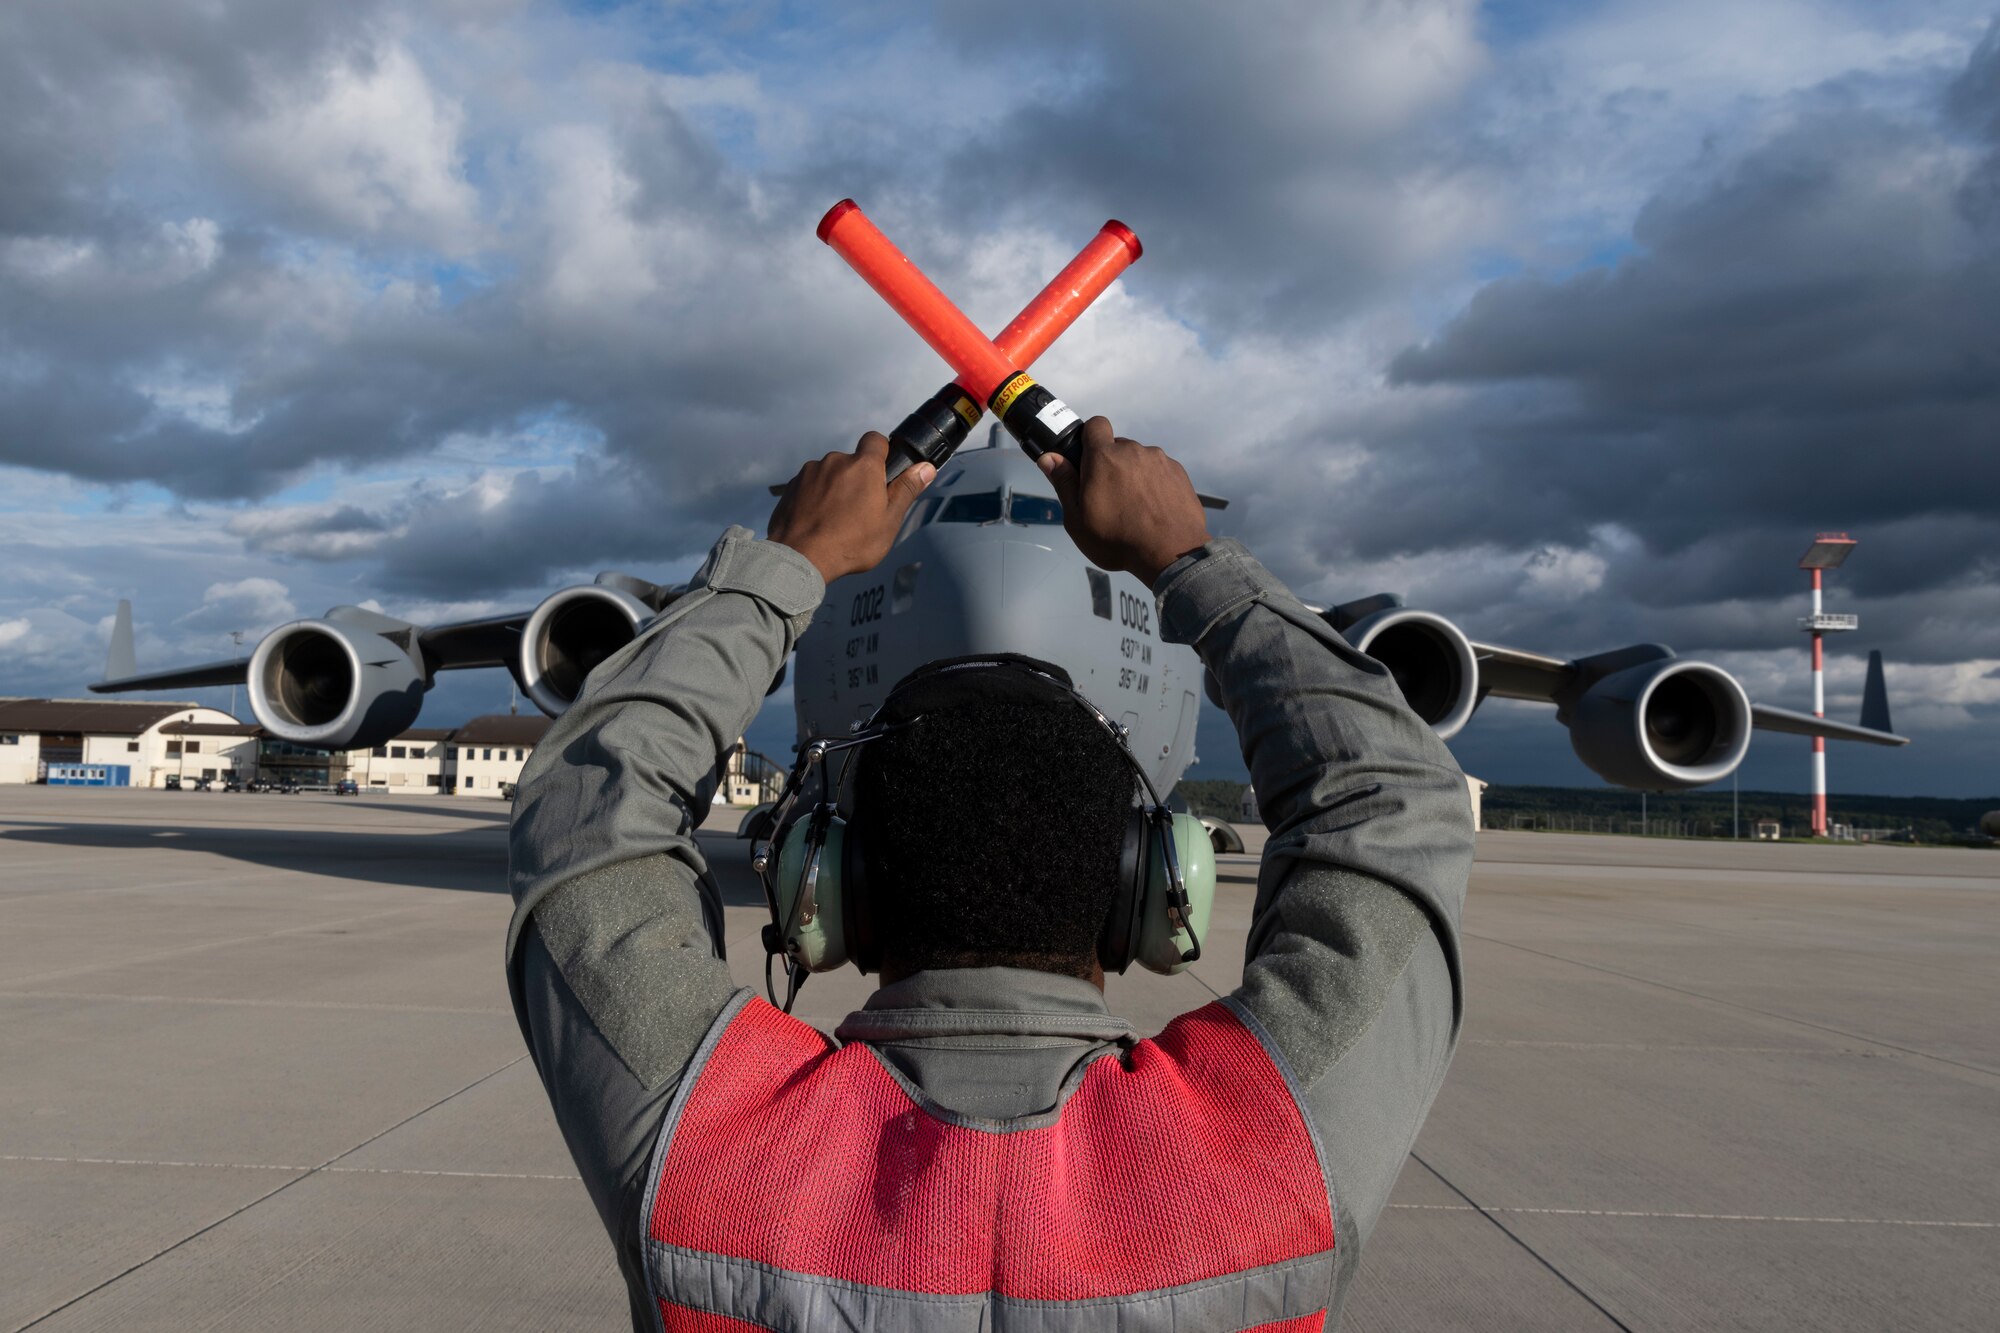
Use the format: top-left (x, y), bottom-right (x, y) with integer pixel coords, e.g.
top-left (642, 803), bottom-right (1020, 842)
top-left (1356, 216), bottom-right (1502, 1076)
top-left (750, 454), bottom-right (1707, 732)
top-left (1, 786), bottom-right (1994, 1330)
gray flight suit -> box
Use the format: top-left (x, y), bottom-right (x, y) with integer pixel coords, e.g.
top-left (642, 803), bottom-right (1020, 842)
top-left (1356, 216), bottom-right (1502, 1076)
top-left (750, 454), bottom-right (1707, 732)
top-left (506, 529), bottom-right (1474, 1331)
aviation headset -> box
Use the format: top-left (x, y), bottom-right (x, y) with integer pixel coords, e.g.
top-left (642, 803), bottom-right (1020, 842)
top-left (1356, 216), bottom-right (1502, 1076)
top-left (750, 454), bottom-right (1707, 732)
top-left (752, 654), bottom-right (1215, 1012)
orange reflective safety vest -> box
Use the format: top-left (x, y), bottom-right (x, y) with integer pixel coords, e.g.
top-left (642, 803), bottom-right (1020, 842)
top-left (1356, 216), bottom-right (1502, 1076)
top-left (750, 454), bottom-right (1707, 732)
top-left (641, 993), bottom-right (1337, 1332)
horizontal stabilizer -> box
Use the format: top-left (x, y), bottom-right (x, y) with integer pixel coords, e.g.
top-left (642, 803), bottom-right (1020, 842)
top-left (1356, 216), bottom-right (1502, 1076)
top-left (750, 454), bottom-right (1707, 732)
top-left (1749, 702), bottom-right (1908, 746)
top-left (91, 658), bottom-right (252, 693)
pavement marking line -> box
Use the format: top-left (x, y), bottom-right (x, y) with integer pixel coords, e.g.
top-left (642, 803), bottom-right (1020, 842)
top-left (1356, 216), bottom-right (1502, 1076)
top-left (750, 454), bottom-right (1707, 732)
top-left (0, 901), bottom-right (443, 990)
top-left (1469, 892), bottom-right (2000, 988)
top-left (15, 1054), bottom-right (530, 1331)
top-left (1463, 930), bottom-right (2000, 1082)
top-left (1473, 857), bottom-right (2000, 886)
top-left (0, 990), bottom-right (511, 1016)
top-left (0, 1154), bottom-right (582, 1183)
top-left (1410, 1152), bottom-right (1635, 1333)
top-left (1464, 1039), bottom-right (1884, 1055)
top-left (1, 1155), bottom-right (302, 1172)
top-left (1388, 1204), bottom-right (2000, 1228)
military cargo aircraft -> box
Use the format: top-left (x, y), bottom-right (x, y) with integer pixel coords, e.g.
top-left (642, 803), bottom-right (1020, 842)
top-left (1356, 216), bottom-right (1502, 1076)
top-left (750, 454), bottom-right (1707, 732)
top-left (93, 426), bottom-right (1906, 804)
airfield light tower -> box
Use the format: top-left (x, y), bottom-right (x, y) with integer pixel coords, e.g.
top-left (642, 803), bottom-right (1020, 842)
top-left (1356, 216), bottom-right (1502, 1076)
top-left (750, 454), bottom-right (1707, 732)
top-left (1799, 534), bottom-right (1859, 837)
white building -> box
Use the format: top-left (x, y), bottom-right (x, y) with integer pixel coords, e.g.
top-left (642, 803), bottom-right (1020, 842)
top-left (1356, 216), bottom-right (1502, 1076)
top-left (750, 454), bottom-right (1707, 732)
top-left (348, 728), bottom-right (456, 793)
top-left (445, 715), bottom-right (551, 798)
top-left (0, 699), bottom-right (246, 788)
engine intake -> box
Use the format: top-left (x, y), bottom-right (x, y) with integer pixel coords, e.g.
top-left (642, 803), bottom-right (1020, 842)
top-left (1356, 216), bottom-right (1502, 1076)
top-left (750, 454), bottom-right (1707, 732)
top-left (1341, 608), bottom-right (1479, 740)
top-left (248, 618), bottom-right (425, 751)
top-left (519, 585), bottom-right (651, 717)
top-left (1567, 660), bottom-right (1751, 790)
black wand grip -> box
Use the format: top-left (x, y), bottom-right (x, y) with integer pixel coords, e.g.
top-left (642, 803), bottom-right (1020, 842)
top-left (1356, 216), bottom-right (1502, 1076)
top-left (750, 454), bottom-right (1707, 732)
top-left (884, 383), bottom-right (980, 481)
top-left (987, 371), bottom-right (1084, 465)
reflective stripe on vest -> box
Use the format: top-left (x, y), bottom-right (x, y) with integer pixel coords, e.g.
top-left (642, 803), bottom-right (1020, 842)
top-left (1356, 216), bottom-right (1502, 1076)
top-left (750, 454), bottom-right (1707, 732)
top-left (643, 991), bottom-right (1335, 1332)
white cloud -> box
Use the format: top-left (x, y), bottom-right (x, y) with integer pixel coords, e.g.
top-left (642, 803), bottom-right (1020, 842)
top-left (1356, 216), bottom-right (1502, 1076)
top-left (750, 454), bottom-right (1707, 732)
top-left (225, 43), bottom-right (480, 252)
top-left (174, 577), bottom-right (297, 633)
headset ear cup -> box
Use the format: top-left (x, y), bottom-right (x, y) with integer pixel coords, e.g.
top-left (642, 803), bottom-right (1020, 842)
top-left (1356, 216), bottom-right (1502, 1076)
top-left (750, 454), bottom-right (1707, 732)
top-left (772, 811), bottom-right (851, 973)
top-left (1134, 812), bottom-right (1217, 975)
top-left (1098, 807), bottom-right (1151, 974)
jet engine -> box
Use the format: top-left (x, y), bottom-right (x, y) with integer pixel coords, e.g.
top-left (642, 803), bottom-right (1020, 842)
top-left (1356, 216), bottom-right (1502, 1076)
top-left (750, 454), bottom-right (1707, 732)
top-left (247, 612), bottom-right (427, 751)
top-left (1339, 607), bottom-right (1480, 740)
top-left (518, 585), bottom-right (652, 718)
top-left (1565, 659), bottom-right (1752, 790)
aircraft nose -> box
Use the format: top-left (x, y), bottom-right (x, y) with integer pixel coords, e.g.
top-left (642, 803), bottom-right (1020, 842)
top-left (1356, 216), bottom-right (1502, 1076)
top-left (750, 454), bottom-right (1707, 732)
top-left (921, 534), bottom-right (1077, 659)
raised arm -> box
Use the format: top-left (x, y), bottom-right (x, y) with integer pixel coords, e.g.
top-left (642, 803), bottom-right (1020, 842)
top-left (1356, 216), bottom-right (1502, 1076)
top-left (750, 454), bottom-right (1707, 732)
top-left (1042, 421), bottom-right (1474, 1304)
top-left (504, 434), bottom-right (933, 1313)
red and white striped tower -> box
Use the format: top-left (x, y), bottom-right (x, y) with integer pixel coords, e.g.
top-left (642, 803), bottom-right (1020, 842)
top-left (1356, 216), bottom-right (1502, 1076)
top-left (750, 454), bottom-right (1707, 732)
top-left (1798, 534), bottom-right (1858, 837)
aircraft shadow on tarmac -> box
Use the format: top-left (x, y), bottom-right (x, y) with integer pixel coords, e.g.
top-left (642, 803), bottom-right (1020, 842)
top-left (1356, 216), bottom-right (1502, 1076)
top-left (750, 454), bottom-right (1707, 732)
top-left (0, 816), bottom-right (771, 904)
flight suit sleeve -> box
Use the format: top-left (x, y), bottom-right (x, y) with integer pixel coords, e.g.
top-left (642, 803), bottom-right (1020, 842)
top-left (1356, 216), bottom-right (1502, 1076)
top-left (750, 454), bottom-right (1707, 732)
top-left (1155, 538), bottom-right (1474, 1307)
top-left (503, 525), bottom-right (822, 1313)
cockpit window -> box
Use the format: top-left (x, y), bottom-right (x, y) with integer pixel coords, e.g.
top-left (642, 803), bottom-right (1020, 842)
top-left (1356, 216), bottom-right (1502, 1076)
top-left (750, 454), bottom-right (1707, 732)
top-left (1009, 494), bottom-right (1063, 526)
top-left (937, 490), bottom-right (1004, 524)
top-left (895, 494), bottom-right (942, 544)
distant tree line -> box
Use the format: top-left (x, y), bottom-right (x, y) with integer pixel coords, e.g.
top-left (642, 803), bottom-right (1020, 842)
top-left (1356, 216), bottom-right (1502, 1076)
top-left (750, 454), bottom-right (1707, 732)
top-left (1479, 785), bottom-right (1996, 843)
top-left (1175, 778), bottom-right (1998, 844)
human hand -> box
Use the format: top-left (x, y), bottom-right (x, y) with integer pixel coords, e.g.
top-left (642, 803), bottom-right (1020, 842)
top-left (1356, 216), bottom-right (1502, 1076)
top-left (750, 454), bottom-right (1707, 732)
top-left (1036, 417), bottom-right (1210, 585)
top-left (767, 433), bottom-right (936, 583)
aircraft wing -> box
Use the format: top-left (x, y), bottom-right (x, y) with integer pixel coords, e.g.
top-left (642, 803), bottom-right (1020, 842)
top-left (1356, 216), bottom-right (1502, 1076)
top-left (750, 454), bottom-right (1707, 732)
top-left (91, 658), bottom-right (252, 693)
top-left (1747, 703), bottom-right (1909, 746)
top-left (417, 612), bottom-right (528, 673)
top-left (1471, 641), bottom-right (1572, 702)
top-left (1472, 640), bottom-right (1909, 745)
top-left (90, 611), bottom-right (533, 696)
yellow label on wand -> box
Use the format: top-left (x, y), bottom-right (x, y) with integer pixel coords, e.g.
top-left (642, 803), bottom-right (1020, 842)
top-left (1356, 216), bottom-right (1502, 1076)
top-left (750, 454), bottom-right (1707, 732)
top-left (951, 395), bottom-right (981, 429)
top-left (990, 372), bottom-right (1036, 418)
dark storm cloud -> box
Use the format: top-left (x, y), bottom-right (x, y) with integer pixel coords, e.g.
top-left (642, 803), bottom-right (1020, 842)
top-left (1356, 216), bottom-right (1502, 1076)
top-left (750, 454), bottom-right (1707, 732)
top-left (1357, 33), bottom-right (2000, 665)
top-left (917, 0), bottom-right (1487, 332)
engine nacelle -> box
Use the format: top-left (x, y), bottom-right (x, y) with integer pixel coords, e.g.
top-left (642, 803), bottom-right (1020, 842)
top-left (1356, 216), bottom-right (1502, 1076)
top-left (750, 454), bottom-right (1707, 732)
top-left (1341, 608), bottom-right (1479, 740)
top-left (1567, 660), bottom-right (1752, 790)
top-left (519, 585), bottom-right (651, 718)
top-left (248, 617), bottom-right (426, 751)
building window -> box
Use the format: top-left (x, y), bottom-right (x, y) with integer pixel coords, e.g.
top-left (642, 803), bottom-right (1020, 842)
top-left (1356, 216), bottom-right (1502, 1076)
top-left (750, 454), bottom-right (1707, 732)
top-left (0, 735), bottom-right (17, 745)
top-left (426, 774), bottom-right (441, 787)
top-left (166, 742), bottom-right (181, 756)
top-left (372, 746), bottom-right (388, 758)
top-left (126, 741), bottom-right (139, 752)
top-left (514, 748), bottom-right (524, 761)
top-left (186, 741), bottom-right (200, 753)
top-left (483, 748), bottom-right (493, 761)
top-left (463, 776), bottom-right (474, 788)
top-left (390, 746), bottom-right (407, 759)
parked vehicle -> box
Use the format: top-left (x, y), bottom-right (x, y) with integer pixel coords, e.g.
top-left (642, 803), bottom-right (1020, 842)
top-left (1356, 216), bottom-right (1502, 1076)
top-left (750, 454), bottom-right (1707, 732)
top-left (163, 775), bottom-right (182, 791)
top-left (334, 780), bottom-right (360, 796)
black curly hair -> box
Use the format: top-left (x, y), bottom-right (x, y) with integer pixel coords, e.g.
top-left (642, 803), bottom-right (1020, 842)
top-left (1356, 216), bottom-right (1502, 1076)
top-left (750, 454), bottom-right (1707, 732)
top-left (852, 697), bottom-right (1136, 979)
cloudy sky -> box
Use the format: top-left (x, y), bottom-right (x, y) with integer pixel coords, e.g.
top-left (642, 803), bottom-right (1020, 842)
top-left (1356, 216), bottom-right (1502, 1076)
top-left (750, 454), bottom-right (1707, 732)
top-left (2, 0), bottom-right (1995, 796)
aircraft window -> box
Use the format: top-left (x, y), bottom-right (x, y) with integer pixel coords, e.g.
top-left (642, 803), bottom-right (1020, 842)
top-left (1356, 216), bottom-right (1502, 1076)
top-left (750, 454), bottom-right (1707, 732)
top-left (891, 562), bottom-right (922, 613)
top-left (937, 490), bottom-right (1004, 524)
top-left (1009, 494), bottom-right (1063, 525)
top-left (1087, 569), bottom-right (1112, 619)
top-left (896, 494), bottom-right (942, 544)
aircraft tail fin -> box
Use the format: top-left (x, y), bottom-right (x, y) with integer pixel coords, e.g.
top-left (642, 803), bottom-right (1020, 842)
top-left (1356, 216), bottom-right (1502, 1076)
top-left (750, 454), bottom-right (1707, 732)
top-left (107, 600), bottom-right (137, 680)
top-left (1860, 649), bottom-right (1893, 734)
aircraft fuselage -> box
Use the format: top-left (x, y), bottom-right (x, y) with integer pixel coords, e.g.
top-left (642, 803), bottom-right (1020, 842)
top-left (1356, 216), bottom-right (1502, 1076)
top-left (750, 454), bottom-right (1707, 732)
top-left (793, 442), bottom-right (1204, 793)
